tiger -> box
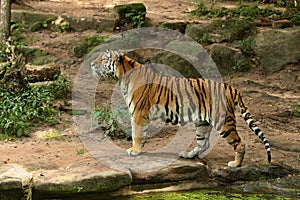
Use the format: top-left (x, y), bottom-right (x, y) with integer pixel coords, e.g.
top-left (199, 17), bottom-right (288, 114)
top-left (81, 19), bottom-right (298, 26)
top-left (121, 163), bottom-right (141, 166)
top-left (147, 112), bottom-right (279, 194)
top-left (91, 50), bottom-right (271, 167)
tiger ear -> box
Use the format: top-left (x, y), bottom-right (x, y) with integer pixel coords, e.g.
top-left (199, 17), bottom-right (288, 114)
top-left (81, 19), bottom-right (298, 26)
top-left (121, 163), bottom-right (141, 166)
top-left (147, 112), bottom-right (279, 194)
top-left (115, 51), bottom-right (123, 61)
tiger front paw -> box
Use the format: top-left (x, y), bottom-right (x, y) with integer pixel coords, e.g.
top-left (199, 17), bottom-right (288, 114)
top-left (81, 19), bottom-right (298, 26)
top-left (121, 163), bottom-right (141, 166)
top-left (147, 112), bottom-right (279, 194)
top-left (179, 151), bottom-right (194, 159)
top-left (126, 147), bottom-right (141, 156)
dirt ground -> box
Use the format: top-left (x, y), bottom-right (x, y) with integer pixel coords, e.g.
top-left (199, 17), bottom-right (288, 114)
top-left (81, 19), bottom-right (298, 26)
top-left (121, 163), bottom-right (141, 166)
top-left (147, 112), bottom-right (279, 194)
top-left (1, 0), bottom-right (299, 173)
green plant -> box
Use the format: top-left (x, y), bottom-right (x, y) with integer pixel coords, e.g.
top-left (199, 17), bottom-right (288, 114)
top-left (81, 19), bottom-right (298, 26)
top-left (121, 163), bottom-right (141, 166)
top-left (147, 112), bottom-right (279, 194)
top-left (0, 75), bottom-right (70, 137)
top-left (240, 36), bottom-right (256, 57)
top-left (55, 22), bottom-right (70, 32)
top-left (10, 20), bottom-right (27, 49)
top-left (191, 1), bottom-right (210, 16)
top-left (93, 102), bottom-right (126, 138)
top-left (291, 104), bottom-right (300, 116)
top-left (76, 148), bottom-right (85, 155)
top-left (85, 35), bottom-right (108, 51)
top-left (125, 8), bottom-right (146, 28)
top-left (238, 3), bottom-right (260, 20)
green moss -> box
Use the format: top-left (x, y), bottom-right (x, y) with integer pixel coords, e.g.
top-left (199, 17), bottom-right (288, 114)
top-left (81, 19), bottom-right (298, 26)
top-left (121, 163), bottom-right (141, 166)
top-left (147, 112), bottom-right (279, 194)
top-left (124, 190), bottom-right (292, 200)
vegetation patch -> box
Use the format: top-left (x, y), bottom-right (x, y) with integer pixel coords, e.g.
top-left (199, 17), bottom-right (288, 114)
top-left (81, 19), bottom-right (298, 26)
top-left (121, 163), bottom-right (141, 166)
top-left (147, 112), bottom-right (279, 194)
top-left (72, 35), bottom-right (107, 57)
top-left (93, 102), bottom-right (130, 139)
top-left (114, 3), bottom-right (147, 28)
top-left (0, 75), bottom-right (70, 137)
top-left (191, 2), bottom-right (300, 26)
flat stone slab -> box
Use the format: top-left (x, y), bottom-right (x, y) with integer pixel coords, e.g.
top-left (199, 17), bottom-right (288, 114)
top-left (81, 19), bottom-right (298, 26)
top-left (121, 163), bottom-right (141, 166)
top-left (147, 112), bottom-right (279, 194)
top-left (0, 164), bottom-right (32, 199)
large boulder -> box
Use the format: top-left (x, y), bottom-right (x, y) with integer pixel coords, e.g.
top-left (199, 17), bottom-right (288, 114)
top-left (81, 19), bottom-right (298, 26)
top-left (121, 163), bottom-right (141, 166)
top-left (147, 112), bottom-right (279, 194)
top-left (186, 19), bottom-right (255, 44)
top-left (255, 27), bottom-right (300, 73)
top-left (210, 44), bottom-right (250, 75)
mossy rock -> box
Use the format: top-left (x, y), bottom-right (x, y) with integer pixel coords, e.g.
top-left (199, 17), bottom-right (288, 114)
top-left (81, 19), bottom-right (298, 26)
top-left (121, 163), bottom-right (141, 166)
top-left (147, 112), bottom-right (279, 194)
top-left (150, 51), bottom-right (202, 78)
top-left (186, 19), bottom-right (255, 44)
top-left (214, 164), bottom-right (299, 183)
top-left (210, 44), bottom-right (250, 75)
top-left (113, 3), bottom-right (146, 28)
top-left (159, 22), bottom-right (188, 34)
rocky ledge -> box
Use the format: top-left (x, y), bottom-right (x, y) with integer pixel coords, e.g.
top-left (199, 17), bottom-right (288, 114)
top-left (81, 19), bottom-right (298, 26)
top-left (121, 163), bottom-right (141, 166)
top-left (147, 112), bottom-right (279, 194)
top-left (0, 160), bottom-right (299, 199)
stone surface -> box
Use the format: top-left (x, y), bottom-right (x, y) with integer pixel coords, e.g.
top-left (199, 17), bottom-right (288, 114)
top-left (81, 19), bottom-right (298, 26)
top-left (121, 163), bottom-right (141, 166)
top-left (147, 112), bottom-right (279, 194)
top-left (150, 51), bottom-right (202, 78)
top-left (132, 160), bottom-right (208, 184)
top-left (0, 164), bottom-right (32, 200)
top-left (210, 44), bottom-right (250, 74)
top-left (186, 19), bottom-right (255, 44)
top-left (255, 27), bottom-right (300, 73)
top-left (32, 163), bottom-right (132, 199)
top-left (25, 62), bottom-right (61, 82)
top-left (213, 164), bottom-right (299, 183)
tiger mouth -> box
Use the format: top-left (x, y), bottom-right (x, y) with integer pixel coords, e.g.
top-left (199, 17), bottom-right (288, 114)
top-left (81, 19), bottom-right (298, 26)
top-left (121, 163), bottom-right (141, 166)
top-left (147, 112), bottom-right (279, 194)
top-left (91, 62), bottom-right (105, 77)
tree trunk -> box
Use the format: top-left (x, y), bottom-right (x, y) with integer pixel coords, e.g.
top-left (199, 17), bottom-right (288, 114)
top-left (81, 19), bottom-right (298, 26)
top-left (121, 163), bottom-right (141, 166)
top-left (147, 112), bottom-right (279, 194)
top-left (0, 0), bottom-right (11, 44)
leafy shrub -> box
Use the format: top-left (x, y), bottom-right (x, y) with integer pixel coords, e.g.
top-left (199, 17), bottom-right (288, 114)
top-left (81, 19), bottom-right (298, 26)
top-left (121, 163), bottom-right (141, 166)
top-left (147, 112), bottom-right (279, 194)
top-left (240, 36), bottom-right (256, 57)
top-left (125, 8), bottom-right (147, 28)
top-left (0, 75), bottom-right (70, 137)
top-left (93, 102), bottom-right (130, 138)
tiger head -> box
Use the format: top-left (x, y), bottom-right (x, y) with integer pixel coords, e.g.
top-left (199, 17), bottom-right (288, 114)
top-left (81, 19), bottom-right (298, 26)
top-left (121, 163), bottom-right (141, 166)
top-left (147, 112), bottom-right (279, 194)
top-left (91, 50), bottom-right (122, 80)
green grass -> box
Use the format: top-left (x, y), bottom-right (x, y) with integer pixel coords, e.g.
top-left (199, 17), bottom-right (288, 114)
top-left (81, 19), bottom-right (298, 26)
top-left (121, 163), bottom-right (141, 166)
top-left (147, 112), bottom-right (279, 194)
top-left (44, 130), bottom-right (63, 140)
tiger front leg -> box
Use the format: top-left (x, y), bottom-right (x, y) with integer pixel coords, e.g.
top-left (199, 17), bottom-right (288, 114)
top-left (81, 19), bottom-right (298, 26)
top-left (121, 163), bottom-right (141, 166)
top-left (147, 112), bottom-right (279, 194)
top-left (126, 118), bottom-right (148, 156)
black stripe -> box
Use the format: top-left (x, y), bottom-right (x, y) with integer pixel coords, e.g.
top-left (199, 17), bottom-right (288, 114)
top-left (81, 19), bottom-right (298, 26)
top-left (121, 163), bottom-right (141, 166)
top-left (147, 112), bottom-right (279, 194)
top-left (221, 128), bottom-right (236, 138)
top-left (254, 129), bottom-right (260, 135)
top-left (228, 138), bottom-right (241, 146)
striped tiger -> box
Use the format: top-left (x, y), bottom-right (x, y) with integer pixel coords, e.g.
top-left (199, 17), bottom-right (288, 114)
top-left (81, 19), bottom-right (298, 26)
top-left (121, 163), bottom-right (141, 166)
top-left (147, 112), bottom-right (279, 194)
top-left (91, 50), bottom-right (271, 167)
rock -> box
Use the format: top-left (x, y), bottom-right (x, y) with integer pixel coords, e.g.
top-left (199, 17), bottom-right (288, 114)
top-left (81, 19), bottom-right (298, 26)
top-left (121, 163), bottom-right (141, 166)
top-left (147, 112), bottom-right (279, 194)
top-left (32, 164), bottom-right (132, 198)
top-left (255, 27), bottom-right (300, 73)
top-left (213, 164), bottom-right (299, 183)
top-left (227, 175), bottom-right (300, 197)
top-left (25, 62), bottom-right (61, 82)
top-left (113, 3), bottom-right (146, 29)
top-left (271, 19), bottom-right (293, 29)
top-left (0, 164), bottom-right (32, 200)
top-left (159, 22), bottom-right (188, 34)
top-left (186, 19), bottom-right (255, 44)
top-left (210, 44), bottom-right (250, 74)
top-left (132, 160), bottom-right (208, 185)
top-left (150, 51), bottom-right (202, 78)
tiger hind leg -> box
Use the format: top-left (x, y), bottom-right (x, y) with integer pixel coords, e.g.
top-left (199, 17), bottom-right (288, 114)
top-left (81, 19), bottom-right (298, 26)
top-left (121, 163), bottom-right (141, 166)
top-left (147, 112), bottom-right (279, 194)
top-left (179, 121), bottom-right (210, 158)
top-left (222, 128), bottom-right (245, 167)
